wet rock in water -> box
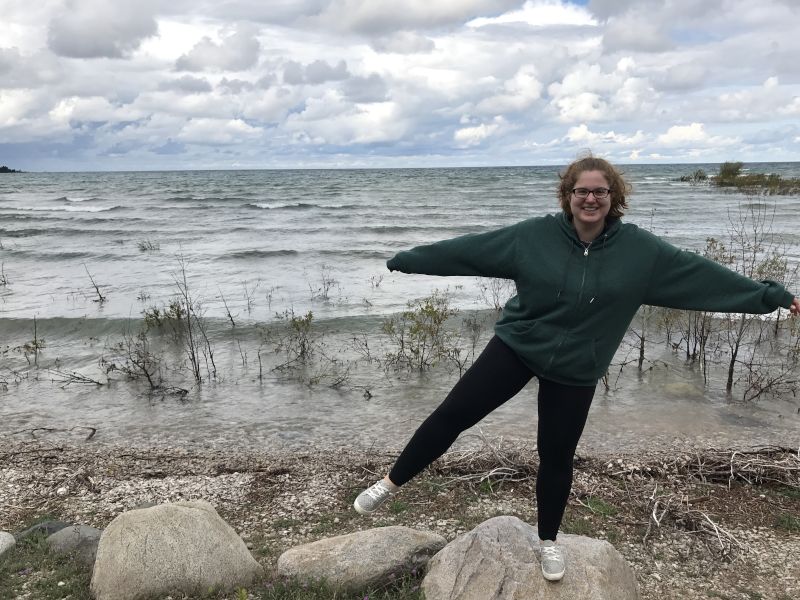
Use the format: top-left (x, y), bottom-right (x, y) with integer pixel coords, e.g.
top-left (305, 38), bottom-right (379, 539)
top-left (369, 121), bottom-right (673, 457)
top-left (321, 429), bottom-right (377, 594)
top-left (663, 381), bottom-right (704, 398)
top-left (90, 500), bottom-right (262, 600)
top-left (0, 531), bottom-right (15, 558)
top-left (47, 525), bottom-right (103, 566)
top-left (423, 515), bottom-right (640, 600)
top-left (277, 526), bottom-right (446, 591)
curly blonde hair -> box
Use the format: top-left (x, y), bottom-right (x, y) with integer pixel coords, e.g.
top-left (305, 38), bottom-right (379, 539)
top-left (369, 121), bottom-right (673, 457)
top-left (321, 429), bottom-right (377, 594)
top-left (558, 154), bottom-right (631, 218)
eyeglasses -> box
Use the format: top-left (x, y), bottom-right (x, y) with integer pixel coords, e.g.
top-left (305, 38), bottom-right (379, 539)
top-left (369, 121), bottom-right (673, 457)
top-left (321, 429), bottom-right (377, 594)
top-left (572, 187), bottom-right (611, 200)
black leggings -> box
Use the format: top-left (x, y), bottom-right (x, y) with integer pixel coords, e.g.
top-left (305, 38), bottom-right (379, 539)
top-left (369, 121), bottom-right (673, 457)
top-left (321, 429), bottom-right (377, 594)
top-left (388, 335), bottom-right (595, 541)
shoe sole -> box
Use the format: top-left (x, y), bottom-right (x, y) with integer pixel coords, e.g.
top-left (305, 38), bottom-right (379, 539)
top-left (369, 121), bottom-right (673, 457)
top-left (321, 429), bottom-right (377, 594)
top-left (353, 499), bottom-right (375, 515)
top-left (542, 568), bottom-right (565, 582)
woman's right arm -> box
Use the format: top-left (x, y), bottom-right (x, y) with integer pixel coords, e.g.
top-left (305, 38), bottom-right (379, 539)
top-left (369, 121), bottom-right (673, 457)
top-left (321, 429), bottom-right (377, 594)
top-left (387, 222), bottom-right (520, 279)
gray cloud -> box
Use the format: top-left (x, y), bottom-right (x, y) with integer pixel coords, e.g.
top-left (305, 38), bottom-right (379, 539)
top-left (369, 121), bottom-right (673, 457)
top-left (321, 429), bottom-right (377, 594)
top-left (219, 78), bottom-right (256, 93)
top-left (47, 0), bottom-right (158, 59)
top-left (602, 13), bottom-right (673, 53)
top-left (341, 74), bottom-right (388, 102)
top-left (159, 76), bottom-right (213, 93)
top-left (157, 0), bottom-right (329, 25)
top-left (176, 26), bottom-right (261, 72)
top-left (282, 61), bottom-right (306, 85)
top-left (370, 31), bottom-right (435, 54)
top-left (744, 125), bottom-right (799, 145)
top-left (282, 60), bottom-right (350, 84)
top-left (305, 60), bottom-right (349, 83)
top-left (652, 63), bottom-right (708, 91)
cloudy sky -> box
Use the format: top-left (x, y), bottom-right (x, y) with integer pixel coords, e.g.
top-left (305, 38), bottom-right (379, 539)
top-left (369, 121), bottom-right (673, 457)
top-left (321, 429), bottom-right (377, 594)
top-left (2, 0), bottom-right (799, 171)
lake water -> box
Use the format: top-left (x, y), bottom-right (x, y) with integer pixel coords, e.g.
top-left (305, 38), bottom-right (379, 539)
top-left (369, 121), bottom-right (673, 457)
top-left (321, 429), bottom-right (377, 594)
top-left (2, 164), bottom-right (800, 453)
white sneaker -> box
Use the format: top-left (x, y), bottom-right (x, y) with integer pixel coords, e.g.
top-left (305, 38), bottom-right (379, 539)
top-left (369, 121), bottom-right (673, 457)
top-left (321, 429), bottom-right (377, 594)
top-left (540, 540), bottom-right (565, 581)
top-left (353, 479), bottom-right (397, 515)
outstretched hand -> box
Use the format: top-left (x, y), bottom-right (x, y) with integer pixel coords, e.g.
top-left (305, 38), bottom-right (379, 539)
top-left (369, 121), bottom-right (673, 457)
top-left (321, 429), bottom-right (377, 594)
top-left (790, 298), bottom-right (800, 316)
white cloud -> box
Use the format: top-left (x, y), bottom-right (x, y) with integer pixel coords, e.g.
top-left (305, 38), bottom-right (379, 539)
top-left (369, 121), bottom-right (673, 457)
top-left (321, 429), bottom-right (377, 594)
top-left (310, 0), bottom-right (521, 33)
top-left (466, 0), bottom-right (597, 28)
top-left (177, 118), bottom-right (263, 144)
top-left (475, 65), bottom-right (543, 113)
top-left (658, 123), bottom-right (708, 144)
top-left (565, 123), bottom-right (646, 146)
top-left (49, 96), bottom-right (144, 124)
top-left (656, 122), bottom-right (740, 148)
top-left (284, 91), bottom-right (408, 144)
top-left (176, 25), bottom-right (261, 72)
top-left (780, 97), bottom-right (800, 116)
top-left (454, 116), bottom-right (508, 147)
top-left (552, 92), bottom-right (607, 122)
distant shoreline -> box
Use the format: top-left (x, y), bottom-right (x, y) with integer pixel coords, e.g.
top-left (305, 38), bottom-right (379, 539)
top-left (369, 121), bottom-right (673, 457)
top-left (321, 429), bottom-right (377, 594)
top-left (0, 166), bottom-right (21, 173)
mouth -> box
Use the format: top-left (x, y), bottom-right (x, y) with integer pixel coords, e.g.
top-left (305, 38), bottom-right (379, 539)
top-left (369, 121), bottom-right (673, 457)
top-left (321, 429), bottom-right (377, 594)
top-left (580, 206), bottom-right (599, 213)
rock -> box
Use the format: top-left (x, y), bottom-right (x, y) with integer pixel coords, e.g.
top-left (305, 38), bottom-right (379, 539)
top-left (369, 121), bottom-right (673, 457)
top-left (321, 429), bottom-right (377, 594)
top-left (0, 531), bottom-right (15, 558)
top-left (422, 515), bottom-right (640, 600)
top-left (15, 520), bottom-right (71, 541)
top-left (663, 382), bottom-right (703, 398)
top-left (277, 526), bottom-right (446, 591)
top-left (47, 525), bottom-right (102, 566)
top-left (90, 500), bottom-right (262, 600)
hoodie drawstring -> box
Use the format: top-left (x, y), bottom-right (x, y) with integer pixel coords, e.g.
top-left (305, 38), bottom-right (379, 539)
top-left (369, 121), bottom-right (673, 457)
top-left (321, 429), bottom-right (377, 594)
top-left (558, 230), bottom-right (609, 306)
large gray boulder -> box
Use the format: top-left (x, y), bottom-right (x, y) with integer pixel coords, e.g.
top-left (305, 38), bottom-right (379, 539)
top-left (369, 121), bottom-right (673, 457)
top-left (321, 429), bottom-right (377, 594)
top-left (423, 516), bottom-right (640, 600)
top-left (278, 526), bottom-right (446, 591)
top-left (90, 500), bottom-right (262, 600)
top-left (47, 524), bottom-right (102, 566)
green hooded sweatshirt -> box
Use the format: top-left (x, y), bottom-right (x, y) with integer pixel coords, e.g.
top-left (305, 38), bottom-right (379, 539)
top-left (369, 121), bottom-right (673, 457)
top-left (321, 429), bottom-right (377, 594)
top-left (386, 212), bottom-right (794, 386)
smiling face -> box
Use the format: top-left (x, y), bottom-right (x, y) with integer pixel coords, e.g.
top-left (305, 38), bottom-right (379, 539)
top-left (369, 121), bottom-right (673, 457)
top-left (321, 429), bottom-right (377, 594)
top-left (568, 170), bottom-right (611, 239)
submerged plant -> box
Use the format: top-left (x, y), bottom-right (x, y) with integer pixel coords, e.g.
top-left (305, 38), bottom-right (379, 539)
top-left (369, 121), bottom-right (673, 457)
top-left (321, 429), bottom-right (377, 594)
top-left (382, 289), bottom-right (460, 371)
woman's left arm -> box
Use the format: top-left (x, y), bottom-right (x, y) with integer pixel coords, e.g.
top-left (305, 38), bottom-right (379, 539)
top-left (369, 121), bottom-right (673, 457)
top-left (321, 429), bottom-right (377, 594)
top-left (643, 241), bottom-right (795, 314)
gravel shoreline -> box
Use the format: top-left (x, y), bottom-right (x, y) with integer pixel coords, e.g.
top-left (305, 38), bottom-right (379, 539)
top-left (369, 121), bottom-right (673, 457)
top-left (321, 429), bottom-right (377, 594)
top-left (1, 438), bottom-right (798, 600)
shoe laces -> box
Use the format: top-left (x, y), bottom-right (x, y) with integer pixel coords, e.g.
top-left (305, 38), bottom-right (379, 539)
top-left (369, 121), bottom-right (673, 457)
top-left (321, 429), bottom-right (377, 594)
top-left (541, 544), bottom-right (563, 561)
top-left (365, 481), bottom-right (392, 501)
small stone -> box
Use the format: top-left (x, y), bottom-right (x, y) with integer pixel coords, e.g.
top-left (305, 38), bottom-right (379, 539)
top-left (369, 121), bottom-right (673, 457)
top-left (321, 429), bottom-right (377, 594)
top-left (58, 581), bottom-right (65, 587)
top-left (652, 573), bottom-right (662, 581)
top-left (0, 532), bottom-right (16, 559)
top-left (56, 487), bottom-right (68, 496)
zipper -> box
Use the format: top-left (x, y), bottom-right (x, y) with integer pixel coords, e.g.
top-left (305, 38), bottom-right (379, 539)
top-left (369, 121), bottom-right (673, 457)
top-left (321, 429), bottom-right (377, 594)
top-left (577, 247), bottom-right (589, 305)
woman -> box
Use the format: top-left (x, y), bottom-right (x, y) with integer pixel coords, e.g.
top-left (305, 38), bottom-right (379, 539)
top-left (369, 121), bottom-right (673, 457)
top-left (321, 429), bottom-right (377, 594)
top-left (353, 155), bottom-right (800, 582)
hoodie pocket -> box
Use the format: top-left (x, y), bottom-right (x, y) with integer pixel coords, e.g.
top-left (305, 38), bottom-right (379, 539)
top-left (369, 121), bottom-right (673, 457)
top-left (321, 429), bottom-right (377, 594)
top-left (545, 329), bottom-right (599, 379)
top-left (500, 320), bottom-right (599, 380)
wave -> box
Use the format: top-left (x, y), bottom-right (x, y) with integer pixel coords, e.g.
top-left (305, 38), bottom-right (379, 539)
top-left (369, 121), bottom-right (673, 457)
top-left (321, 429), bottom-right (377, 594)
top-left (245, 202), bottom-right (359, 211)
top-left (14, 205), bottom-right (121, 213)
top-left (246, 202), bottom-right (320, 210)
top-left (218, 249), bottom-right (300, 260)
top-left (4, 249), bottom-right (119, 261)
top-left (357, 224), bottom-right (485, 235)
top-left (64, 196), bottom-right (99, 203)
top-left (318, 249), bottom-right (388, 259)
